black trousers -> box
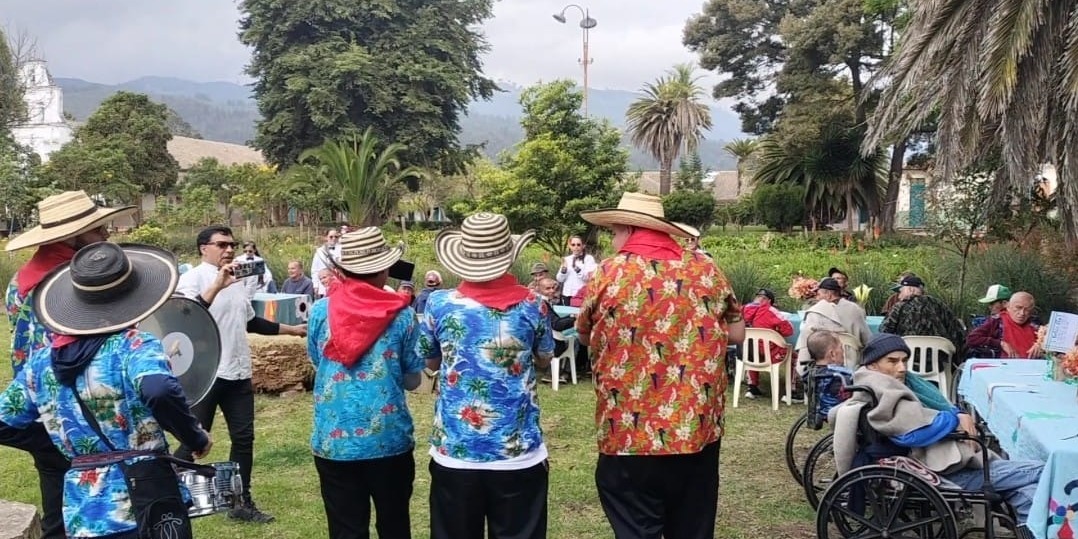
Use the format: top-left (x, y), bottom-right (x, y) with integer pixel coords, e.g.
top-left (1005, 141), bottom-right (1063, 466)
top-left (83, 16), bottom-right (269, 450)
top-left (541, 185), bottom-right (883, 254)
top-left (33, 446), bottom-right (69, 539)
top-left (595, 440), bottom-right (721, 539)
top-left (314, 452), bottom-right (415, 539)
top-left (173, 377), bottom-right (255, 496)
top-left (429, 459), bottom-right (548, 539)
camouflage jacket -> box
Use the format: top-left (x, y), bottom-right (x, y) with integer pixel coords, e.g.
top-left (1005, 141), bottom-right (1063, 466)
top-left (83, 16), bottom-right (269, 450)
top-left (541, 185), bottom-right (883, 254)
top-left (880, 295), bottom-right (966, 354)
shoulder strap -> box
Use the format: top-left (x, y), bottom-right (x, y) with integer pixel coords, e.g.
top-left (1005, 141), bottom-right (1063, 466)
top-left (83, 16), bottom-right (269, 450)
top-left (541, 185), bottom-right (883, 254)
top-left (70, 381), bottom-right (118, 452)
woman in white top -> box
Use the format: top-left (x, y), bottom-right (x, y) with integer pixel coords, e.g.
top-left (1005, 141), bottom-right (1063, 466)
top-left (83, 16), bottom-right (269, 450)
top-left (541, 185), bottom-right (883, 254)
top-left (555, 235), bottom-right (597, 305)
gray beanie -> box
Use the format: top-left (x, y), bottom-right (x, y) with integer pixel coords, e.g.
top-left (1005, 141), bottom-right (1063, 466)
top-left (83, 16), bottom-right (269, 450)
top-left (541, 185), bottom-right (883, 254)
top-left (860, 333), bottom-right (911, 366)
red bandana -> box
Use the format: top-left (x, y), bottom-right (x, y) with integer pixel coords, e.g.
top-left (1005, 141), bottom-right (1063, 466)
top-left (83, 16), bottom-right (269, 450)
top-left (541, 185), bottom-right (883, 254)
top-left (323, 279), bottom-right (411, 368)
top-left (456, 274), bottom-right (532, 311)
top-left (17, 242), bottom-right (77, 296)
top-left (619, 228), bottom-right (683, 261)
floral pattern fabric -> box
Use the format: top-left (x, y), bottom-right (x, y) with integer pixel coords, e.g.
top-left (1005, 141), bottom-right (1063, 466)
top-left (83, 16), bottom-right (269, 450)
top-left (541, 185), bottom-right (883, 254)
top-left (0, 330), bottom-right (175, 537)
top-left (6, 278), bottom-right (52, 377)
top-left (416, 290), bottom-right (554, 463)
top-left (577, 250), bottom-right (737, 456)
top-left (307, 298), bottom-right (425, 460)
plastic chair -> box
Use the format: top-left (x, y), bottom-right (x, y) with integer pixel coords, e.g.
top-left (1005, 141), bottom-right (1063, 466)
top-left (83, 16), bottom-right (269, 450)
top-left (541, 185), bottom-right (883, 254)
top-left (836, 332), bottom-right (863, 369)
top-left (902, 335), bottom-right (956, 399)
top-left (733, 328), bottom-right (792, 411)
top-left (550, 330), bottom-right (578, 391)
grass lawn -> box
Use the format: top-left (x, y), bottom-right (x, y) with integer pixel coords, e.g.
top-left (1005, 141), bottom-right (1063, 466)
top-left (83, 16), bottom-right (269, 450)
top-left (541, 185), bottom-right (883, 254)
top-left (0, 333), bottom-right (816, 538)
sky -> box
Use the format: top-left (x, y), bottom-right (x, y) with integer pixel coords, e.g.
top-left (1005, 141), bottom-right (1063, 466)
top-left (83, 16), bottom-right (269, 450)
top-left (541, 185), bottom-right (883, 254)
top-left (0, 0), bottom-right (724, 94)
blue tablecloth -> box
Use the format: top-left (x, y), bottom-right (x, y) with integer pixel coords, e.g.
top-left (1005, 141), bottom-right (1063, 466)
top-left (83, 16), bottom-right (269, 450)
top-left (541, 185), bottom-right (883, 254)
top-left (780, 312), bottom-right (883, 345)
top-left (553, 305), bottom-right (580, 339)
top-left (959, 359), bottom-right (1078, 538)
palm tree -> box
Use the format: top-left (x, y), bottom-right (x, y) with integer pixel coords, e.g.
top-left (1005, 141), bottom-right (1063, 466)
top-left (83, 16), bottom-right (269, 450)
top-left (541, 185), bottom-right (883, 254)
top-left (864, 0), bottom-right (1078, 244)
top-left (626, 63), bottom-right (713, 195)
top-left (298, 128), bottom-right (425, 227)
top-left (723, 138), bottom-right (758, 197)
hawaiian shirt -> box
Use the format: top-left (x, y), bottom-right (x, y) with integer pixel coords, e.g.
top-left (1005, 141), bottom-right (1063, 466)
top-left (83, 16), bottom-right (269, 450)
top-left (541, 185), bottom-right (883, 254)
top-left (577, 250), bottom-right (738, 456)
top-left (7, 277), bottom-right (52, 377)
top-left (307, 298), bottom-right (425, 460)
top-left (417, 289), bottom-right (554, 463)
top-left (0, 330), bottom-right (175, 537)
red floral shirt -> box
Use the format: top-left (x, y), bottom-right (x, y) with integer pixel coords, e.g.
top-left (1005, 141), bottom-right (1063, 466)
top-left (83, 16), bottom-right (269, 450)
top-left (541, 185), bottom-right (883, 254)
top-left (577, 250), bottom-right (739, 455)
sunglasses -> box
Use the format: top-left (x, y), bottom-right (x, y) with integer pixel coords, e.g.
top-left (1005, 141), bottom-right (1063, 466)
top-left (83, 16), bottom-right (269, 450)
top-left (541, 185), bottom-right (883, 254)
top-left (206, 241), bottom-right (238, 249)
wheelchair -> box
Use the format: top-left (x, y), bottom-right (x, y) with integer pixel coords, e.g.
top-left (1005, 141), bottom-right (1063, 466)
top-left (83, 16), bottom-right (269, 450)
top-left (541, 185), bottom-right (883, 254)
top-left (814, 385), bottom-right (1023, 539)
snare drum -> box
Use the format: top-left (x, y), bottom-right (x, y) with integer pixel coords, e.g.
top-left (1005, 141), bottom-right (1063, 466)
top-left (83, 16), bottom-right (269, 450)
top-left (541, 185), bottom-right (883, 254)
top-left (178, 461), bottom-right (244, 517)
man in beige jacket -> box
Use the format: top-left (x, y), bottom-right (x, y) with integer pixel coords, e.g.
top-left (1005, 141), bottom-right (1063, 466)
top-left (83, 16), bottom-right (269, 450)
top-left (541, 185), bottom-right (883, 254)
top-left (796, 277), bottom-right (872, 369)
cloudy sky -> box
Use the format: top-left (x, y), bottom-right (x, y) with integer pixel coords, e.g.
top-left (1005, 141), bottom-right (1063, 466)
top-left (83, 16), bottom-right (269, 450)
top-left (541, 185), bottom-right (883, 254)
top-left (1, 0), bottom-right (724, 94)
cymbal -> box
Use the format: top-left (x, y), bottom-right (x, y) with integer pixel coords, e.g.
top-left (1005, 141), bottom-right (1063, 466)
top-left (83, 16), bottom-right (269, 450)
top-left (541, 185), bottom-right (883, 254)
top-left (140, 297), bottom-right (221, 405)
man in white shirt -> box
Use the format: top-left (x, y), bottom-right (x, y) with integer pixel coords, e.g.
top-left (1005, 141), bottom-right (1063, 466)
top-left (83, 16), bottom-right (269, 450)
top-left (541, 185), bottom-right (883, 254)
top-left (555, 235), bottom-right (597, 305)
top-left (173, 225), bottom-right (306, 524)
top-left (311, 229), bottom-right (342, 296)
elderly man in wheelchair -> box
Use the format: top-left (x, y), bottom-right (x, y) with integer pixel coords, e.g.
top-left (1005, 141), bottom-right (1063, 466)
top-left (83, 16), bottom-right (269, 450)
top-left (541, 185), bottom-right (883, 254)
top-left (824, 333), bottom-right (1044, 539)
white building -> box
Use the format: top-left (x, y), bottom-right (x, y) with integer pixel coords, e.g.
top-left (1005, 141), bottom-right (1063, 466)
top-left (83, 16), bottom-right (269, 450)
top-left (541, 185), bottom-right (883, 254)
top-left (11, 60), bottom-right (73, 162)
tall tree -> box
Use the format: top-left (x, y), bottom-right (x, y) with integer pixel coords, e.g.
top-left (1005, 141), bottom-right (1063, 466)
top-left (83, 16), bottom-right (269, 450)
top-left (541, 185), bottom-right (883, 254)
top-left (0, 29), bottom-right (26, 134)
top-left (298, 128), bottom-right (424, 227)
top-left (239, 0), bottom-right (496, 171)
top-left (864, 0), bottom-right (1078, 245)
top-left (723, 138), bottom-right (757, 197)
top-left (626, 64), bottom-right (712, 195)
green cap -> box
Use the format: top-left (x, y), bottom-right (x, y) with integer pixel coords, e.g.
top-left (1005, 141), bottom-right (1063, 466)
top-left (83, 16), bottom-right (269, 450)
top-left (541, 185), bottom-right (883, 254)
top-left (977, 284), bottom-right (1012, 304)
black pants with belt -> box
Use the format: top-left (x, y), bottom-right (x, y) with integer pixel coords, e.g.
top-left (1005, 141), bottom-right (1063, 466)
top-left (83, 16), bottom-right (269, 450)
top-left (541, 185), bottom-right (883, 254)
top-left (173, 377), bottom-right (256, 497)
top-left (595, 440), bottom-right (722, 539)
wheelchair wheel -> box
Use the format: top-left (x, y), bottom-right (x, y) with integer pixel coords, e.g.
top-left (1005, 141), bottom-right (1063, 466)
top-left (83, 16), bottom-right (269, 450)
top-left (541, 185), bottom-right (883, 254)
top-left (817, 465), bottom-right (959, 539)
top-left (785, 413), bottom-right (829, 486)
top-left (802, 433), bottom-right (835, 509)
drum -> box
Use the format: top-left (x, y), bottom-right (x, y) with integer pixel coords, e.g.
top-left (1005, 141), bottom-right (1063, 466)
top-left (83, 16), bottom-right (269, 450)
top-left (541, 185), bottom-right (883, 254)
top-left (178, 461), bottom-right (244, 518)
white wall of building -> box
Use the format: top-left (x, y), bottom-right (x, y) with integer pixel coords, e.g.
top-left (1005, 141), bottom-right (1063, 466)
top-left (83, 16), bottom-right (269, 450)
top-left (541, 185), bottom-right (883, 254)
top-left (11, 60), bottom-right (73, 162)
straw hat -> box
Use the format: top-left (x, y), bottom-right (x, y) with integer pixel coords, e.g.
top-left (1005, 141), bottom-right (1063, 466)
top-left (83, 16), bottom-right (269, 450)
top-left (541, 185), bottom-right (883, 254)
top-left (673, 222), bottom-right (701, 238)
top-left (6, 191), bottom-right (136, 252)
top-left (580, 192), bottom-right (692, 238)
top-left (334, 227), bottom-right (403, 275)
top-left (34, 242), bottom-right (178, 336)
top-left (435, 212), bottom-right (534, 282)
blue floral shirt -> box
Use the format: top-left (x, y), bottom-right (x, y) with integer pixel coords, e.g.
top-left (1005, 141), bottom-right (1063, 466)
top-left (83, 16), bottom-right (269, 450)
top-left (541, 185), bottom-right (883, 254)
top-left (6, 278), bottom-right (52, 377)
top-left (0, 330), bottom-right (176, 537)
top-left (307, 298), bottom-right (425, 460)
top-left (416, 290), bottom-right (554, 463)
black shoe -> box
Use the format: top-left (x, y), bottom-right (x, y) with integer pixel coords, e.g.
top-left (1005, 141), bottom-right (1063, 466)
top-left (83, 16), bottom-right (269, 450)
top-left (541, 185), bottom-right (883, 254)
top-left (744, 385), bottom-right (763, 399)
top-left (229, 499), bottom-right (275, 523)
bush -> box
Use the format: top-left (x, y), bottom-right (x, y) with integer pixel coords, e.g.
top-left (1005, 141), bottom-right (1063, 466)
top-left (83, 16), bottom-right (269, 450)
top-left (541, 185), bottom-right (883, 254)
top-left (126, 225), bottom-right (169, 249)
top-left (663, 190), bottom-right (716, 229)
top-left (752, 184), bottom-right (806, 232)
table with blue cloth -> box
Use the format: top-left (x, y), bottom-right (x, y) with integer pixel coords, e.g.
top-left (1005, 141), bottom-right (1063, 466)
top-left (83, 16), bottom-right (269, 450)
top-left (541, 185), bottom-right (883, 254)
top-left (958, 359), bottom-right (1078, 538)
top-left (780, 312), bottom-right (884, 345)
top-left (553, 305), bottom-right (580, 338)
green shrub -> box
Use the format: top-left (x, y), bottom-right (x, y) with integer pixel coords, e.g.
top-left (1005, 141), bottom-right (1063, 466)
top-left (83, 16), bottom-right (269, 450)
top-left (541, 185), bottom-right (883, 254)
top-left (126, 225), bottom-right (169, 249)
top-left (663, 190), bottom-right (716, 229)
top-left (753, 184), bottom-right (806, 232)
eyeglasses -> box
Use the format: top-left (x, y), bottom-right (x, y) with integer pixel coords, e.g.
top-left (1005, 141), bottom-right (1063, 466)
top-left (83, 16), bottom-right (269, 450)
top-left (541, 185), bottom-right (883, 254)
top-left (206, 241), bottom-right (238, 249)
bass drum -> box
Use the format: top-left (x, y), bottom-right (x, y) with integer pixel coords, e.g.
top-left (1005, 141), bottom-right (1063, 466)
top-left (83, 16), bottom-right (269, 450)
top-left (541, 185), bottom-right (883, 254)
top-left (139, 297), bottom-right (221, 406)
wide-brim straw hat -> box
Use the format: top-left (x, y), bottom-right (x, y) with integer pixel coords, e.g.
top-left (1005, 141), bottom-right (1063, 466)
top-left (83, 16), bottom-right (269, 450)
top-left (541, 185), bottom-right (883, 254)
top-left (334, 227), bottom-right (403, 275)
top-left (6, 191), bottom-right (136, 252)
top-left (34, 242), bottom-right (178, 336)
top-left (673, 222), bottom-right (701, 238)
top-left (435, 212), bottom-right (534, 282)
top-left (580, 192), bottom-right (692, 238)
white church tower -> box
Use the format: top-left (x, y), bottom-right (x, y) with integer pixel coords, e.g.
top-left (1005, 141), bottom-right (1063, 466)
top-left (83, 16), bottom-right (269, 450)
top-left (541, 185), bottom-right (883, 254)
top-left (11, 60), bottom-right (73, 162)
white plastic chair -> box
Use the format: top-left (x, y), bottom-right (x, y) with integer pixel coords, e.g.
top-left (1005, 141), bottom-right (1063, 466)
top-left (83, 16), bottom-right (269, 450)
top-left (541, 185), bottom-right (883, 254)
top-left (902, 335), bottom-right (956, 399)
top-left (733, 328), bottom-right (792, 411)
top-left (550, 330), bottom-right (578, 391)
top-left (835, 332), bottom-right (864, 370)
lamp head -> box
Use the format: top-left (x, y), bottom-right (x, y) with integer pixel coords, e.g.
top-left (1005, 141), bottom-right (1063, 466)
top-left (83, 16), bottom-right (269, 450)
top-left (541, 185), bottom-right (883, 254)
top-left (580, 16), bottom-right (597, 29)
top-left (552, 12), bottom-right (567, 23)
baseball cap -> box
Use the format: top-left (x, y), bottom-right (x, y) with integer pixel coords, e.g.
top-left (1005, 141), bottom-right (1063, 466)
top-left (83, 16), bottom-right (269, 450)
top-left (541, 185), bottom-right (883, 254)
top-left (817, 277), bottom-right (842, 291)
top-left (899, 275), bottom-right (925, 288)
top-left (755, 288), bottom-right (776, 303)
top-left (978, 284), bottom-right (1013, 304)
top-left (530, 262), bottom-right (549, 275)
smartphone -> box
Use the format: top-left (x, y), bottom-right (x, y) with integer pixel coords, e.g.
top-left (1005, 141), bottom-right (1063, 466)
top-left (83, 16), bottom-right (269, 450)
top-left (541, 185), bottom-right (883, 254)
top-left (232, 259), bottom-right (266, 279)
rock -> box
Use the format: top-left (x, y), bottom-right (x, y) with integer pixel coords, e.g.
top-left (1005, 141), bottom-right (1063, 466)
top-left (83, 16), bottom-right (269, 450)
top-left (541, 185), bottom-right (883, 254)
top-left (248, 334), bottom-right (313, 393)
top-left (0, 500), bottom-right (41, 539)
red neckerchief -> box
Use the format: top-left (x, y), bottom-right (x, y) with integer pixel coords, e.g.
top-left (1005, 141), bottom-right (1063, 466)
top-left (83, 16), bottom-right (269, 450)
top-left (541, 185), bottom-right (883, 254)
top-left (456, 274), bottom-right (532, 311)
top-left (17, 242), bottom-right (77, 296)
top-left (1000, 311), bottom-right (1037, 357)
top-left (323, 279), bottom-right (410, 368)
top-left (619, 228), bottom-right (683, 261)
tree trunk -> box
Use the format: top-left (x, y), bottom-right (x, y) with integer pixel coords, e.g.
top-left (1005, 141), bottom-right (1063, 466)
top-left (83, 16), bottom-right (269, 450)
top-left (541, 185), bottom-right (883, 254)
top-left (846, 189), bottom-right (856, 237)
top-left (880, 139), bottom-right (908, 233)
top-left (735, 161), bottom-right (743, 198)
top-left (659, 155), bottom-right (673, 195)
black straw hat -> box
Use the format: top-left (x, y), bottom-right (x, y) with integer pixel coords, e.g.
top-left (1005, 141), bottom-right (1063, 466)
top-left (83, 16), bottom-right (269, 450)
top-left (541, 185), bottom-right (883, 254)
top-left (34, 242), bottom-right (178, 336)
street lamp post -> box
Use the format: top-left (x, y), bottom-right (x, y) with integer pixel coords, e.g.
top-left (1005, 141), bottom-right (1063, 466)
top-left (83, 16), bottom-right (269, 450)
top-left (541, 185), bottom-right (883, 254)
top-left (553, 4), bottom-right (597, 116)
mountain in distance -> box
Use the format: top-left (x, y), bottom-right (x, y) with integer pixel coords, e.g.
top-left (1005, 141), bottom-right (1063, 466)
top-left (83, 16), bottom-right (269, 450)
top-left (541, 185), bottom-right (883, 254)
top-left (56, 76), bottom-right (742, 170)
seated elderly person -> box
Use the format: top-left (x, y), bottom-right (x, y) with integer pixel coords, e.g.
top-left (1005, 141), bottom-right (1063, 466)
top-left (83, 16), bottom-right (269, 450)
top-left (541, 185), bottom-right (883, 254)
top-left (796, 277), bottom-right (872, 370)
top-left (830, 333), bottom-right (1043, 536)
top-left (880, 275), bottom-right (966, 354)
top-left (966, 291), bottom-right (1042, 359)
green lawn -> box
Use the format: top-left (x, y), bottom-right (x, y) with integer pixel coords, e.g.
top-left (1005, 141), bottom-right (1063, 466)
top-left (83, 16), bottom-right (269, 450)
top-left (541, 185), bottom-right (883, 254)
top-left (0, 337), bottom-right (816, 538)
